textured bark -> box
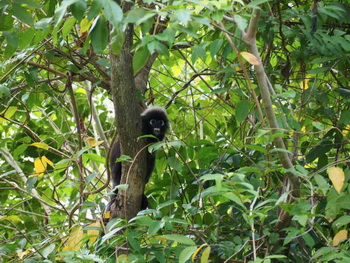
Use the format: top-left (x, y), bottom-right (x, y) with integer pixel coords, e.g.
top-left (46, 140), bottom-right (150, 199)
top-left (109, 19), bottom-right (147, 219)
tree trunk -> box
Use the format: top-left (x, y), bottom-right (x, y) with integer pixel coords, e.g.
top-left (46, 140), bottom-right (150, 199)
top-left (109, 10), bottom-right (147, 220)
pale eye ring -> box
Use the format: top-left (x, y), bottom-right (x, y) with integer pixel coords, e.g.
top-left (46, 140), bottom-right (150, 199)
top-left (158, 120), bottom-right (164, 126)
top-left (150, 119), bottom-right (157, 125)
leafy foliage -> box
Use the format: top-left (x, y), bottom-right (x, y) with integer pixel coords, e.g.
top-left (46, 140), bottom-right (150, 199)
top-left (1, 0), bottom-right (350, 262)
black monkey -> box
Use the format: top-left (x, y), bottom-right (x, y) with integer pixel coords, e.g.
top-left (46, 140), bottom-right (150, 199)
top-left (106, 107), bottom-right (169, 215)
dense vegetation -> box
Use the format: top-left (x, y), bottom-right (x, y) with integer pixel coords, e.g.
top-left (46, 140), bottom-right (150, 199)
top-left (1, 0), bottom-right (350, 262)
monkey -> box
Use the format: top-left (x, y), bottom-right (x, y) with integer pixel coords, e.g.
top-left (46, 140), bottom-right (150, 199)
top-left (105, 107), bottom-right (169, 217)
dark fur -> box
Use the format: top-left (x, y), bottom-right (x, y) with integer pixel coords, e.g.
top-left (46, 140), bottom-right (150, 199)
top-left (106, 107), bottom-right (169, 214)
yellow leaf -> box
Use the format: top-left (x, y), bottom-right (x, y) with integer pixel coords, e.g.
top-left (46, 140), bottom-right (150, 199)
top-left (103, 210), bottom-right (111, 220)
top-left (17, 250), bottom-right (29, 259)
top-left (333, 230), bottom-right (348, 246)
top-left (30, 142), bottom-right (49, 150)
top-left (327, 167), bottom-right (345, 194)
top-left (201, 246), bottom-right (211, 263)
top-left (0, 215), bottom-right (22, 223)
top-left (300, 78), bottom-right (309, 90)
top-left (235, 66), bottom-right (243, 72)
top-left (42, 156), bottom-right (54, 168)
top-left (171, 65), bottom-right (181, 77)
top-left (88, 222), bottom-right (101, 243)
top-left (80, 17), bottom-right (92, 34)
top-left (240, 51), bottom-right (261, 66)
top-left (85, 137), bottom-right (103, 147)
top-left (66, 226), bottom-right (84, 251)
top-left (0, 106), bottom-right (17, 124)
top-left (33, 158), bottom-right (47, 177)
top-left (192, 244), bottom-right (206, 261)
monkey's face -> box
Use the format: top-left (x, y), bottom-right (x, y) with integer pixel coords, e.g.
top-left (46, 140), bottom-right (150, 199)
top-left (149, 119), bottom-right (165, 136)
top-left (141, 107), bottom-right (169, 141)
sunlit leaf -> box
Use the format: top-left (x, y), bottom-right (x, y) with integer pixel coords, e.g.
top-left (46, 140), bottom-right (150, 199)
top-left (0, 215), bottom-right (22, 223)
top-left (33, 157), bottom-right (47, 177)
top-left (104, 211), bottom-right (111, 220)
top-left (30, 142), bottom-right (49, 150)
top-left (85, 137), bottom-right (103, 147)
top-left (327, 167), bottom-right (345, 194)
top-left (42, 156), bottom-right (54, 168)
top-left (0, 106), bottom-right (17, 124)
top-left (201, 246), bottom-right (211, 263)
top-left (62, 17), bottom-right (76, 38)
top-left (300, 78), bottom-right (310, 90)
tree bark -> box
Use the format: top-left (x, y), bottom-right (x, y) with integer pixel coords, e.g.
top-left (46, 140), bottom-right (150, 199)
top-left (109, 7), bottom-right (147, 219)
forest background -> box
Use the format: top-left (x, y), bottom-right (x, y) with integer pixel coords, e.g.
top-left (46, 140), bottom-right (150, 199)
top-left (1, 0), bottom-right (350, 262)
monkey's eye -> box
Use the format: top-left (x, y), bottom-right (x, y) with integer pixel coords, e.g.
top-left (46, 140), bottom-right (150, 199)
top-left (150, 119), bottom-right (157, 125)
top-left (158, 120), bottom-right (164, 126)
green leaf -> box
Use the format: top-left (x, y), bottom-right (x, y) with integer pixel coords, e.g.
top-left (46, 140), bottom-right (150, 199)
top-left (88, 0), bottom-right (103, 21)
top-left (192, 46), bottom-right (206, 63)
top-left (247, 0), bottom-right (272, 8)
top-left (71, 0), bottom-right (87, 21)
top-left (209, 39), bottom-right (223, 58)
top-left (332, 215), bottom-right (350, 230)
top-left (62, 17), bottom-right (76, 38)
top-left (339, 110), bottom-right (350, 125)
top-left (133, 46), bottom-right (150, 75)
top-left (101, 0), bottom-right (123, 28)
top-left (223, 192), bottom-right (245, 208)
top-left (116, 155), bottom-right (132, 162)
top-left (110, 29), bottom-right (125, 55)
top-left (13, 144), bottom-right (28, 159)
top-left (179, 246), bottom-right (197, 263)
top-left (148, 220), bottom-right (163, 235)
top-left (337, 88), bottom-right (350, 98)
top-left (0, 10), bottom-right (14, 30)
top-left (90, 16), bottom-right (108, 53)
top-left (125, 8), bottom-right (146, 24)
top-left (3, 31), bottom-right (18, 58)
top-left (173, 9), bottom-right (191, 26)
top-left (41, 243), bottom-right (56, 258)
top-left (13, 3), bottom-right (34, 25)
top-left (19, 28), bottom-right (35, 49)
top-left (83, 153), bottom-right (105, 164)
top-left (163, 234), bottom-right (195, 245)
top-left (167, 157), bottom-right (182, 172)
top-left (35, 18), bottom-right (52, 31)
top-left (306, 141), bottom-right (333, 163)
top-left (200, 173), bottom-right (224, 182)
top-left (0, 106), bottom-right (18, 124)
top-left (233, 14), bottom-right (248, 31)
top-left (236, 101), bottom-right (251, 122)
top-left (54, 0), bottom-right (80, 26)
